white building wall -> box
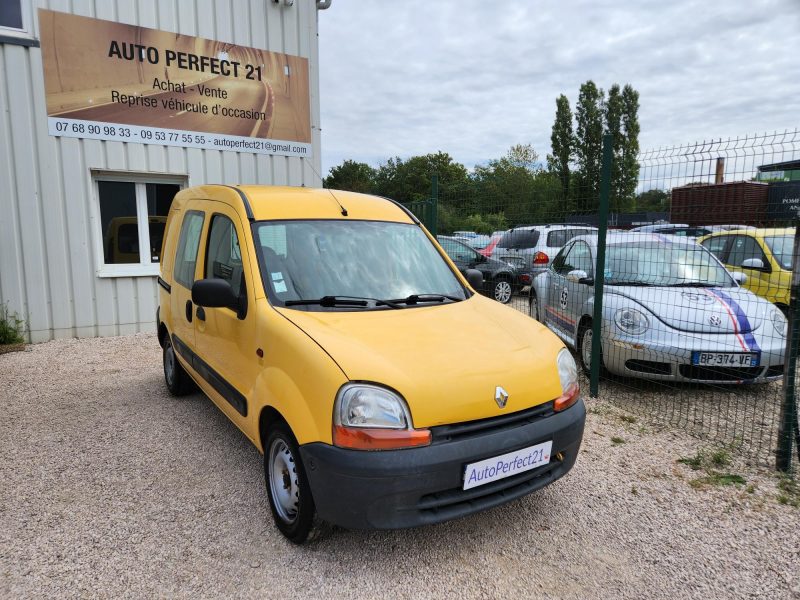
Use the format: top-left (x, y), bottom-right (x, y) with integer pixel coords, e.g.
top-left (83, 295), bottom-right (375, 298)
top-left (0, 0), bottom-right (323, 342)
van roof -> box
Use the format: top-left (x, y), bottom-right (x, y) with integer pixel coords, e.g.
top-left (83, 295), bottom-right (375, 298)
top-left (172, 185), bottom-right (416, 224)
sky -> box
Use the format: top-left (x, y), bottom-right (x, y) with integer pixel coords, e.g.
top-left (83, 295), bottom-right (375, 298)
top-left (317, 0), bottom-right (800, 177)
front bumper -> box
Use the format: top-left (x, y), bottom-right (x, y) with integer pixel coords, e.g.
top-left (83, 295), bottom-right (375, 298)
top-left (603, 328), bottom-right (785, 383)
top-left (300, 400), bottom-right (586, 530)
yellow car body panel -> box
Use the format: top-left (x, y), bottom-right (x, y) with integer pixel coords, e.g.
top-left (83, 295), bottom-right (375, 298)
top-left (699, 228), bottom-right (792, 308)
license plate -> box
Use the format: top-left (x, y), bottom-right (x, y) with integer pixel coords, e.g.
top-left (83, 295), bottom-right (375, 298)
top-left (691, 352), bottom-right (760, 367)
top-left (463, 441), bottom-right (552, 490)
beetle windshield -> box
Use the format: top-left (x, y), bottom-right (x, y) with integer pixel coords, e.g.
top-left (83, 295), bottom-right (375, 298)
top-left (764, 235), bottom-right (792, 270)
top-left (253, 220), bottom-right (467, 309)
top-left (605, 241), bottom-right (735, 287)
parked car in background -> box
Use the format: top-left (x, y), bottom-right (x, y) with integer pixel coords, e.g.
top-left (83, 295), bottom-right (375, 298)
top-left (491, 224), bottom-right (597, 276)
top-left (703, 224), bottom-right (757, 233)
top-left (629, 223), bottom-right (712, 240)
top-left (699, 227), bottom-right (794, 315)
top-left (438, 236), bottom-right (530, 303)
top-left (529, 233), bottom-right (786, 383)
top-left (464, 234), bottom-right (493, 251)
top-left (477, 231), bottom-right (506, 258)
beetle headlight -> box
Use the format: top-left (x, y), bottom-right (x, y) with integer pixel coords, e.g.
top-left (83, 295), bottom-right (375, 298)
top-left (771, 309), bottom-right (787, 337)
top-left (614, 308), bottom-right (649, 335)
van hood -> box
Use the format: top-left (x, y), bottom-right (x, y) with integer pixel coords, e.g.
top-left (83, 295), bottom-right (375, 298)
top-left (277, 297), bottom-right (566, 428)
top-left (611, 286), bottom-right (768, 334)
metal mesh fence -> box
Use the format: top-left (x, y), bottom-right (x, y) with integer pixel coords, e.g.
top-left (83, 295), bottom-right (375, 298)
top-left (417, 129), bottom-right (800, 469)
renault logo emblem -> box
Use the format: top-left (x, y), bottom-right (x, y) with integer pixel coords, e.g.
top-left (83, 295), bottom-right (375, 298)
top-left (495, 386), bottom-right (509, 408)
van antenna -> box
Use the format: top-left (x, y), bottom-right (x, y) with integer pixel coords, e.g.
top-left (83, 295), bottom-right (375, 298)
top-left (303, 156), bottom-right (348, 216)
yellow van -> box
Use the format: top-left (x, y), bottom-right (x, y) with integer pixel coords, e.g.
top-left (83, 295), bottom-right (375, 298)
top-left (156, 185), bottom-right (585, 543)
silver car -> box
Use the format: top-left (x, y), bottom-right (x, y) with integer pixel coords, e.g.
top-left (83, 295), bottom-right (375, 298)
top-left (491, 224), bottom-right (597, 277)
top-left (529, 233), bottom-right (786, 383)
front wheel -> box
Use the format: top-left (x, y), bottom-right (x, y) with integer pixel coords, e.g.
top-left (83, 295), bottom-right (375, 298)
top-left (491, 278), bottom-right (513, 304)
top-left (529, 291), bottom-right (541, 321)
top-left (264, 422), bottom-right (329, 544)
top-left (578, 320), bottom-right (606, 377)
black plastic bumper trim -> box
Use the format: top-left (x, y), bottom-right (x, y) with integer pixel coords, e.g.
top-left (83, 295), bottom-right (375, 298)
top-left (300, 399), bottom-right (585, 530)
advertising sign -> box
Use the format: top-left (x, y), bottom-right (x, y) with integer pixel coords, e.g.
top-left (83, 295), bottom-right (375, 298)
top-left (38, 9), bottom-right (311, 157)
top-left (767, 182), bottom-right (800, 221)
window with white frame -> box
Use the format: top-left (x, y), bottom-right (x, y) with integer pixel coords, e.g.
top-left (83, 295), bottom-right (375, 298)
top-left (0, 0), bottom-right (31, 38)
top-left (94, 175), bottom-right (185, 277)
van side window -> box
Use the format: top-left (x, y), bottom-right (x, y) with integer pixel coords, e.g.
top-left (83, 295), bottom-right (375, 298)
top-left (173, 211), bottom-right (205, 289)
top-left (206, 215), bottom-right (245, 301)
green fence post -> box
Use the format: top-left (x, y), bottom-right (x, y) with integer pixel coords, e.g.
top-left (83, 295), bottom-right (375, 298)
top-left (590, 134), bottom-right (613, 398)
top-left (430, 174), bottom-right (439, 237)
top-left (776, 220), bottom-right (800, 472)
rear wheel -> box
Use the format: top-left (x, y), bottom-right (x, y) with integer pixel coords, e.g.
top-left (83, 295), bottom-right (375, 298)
top-left (163, 336), bottom-right (193, 396)
top-left (264, 421), bottom-right (329, 544)
top-left (491, 278), bottom-right (513, 304)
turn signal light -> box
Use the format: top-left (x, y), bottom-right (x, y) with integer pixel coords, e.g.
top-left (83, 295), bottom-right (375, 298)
top-left (533, 251), bottom-right (549, 265)
top-left (553, 383), bottom-right (580, 412)
top-left (333, 425), bottom-right (432, 450)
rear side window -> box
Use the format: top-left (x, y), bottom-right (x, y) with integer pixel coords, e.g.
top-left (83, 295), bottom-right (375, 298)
top-left (499, 229), bottom-right (540, 249)
top-left (546, 228), bottom-right (591, 248)
top-left (700, 235), bottom-right (729, 260)
top-left (726, 235), bottom-right (768, 269)
top-left (205, 215), bottom-right (245, 301)
top-left (173, 211), bottom-right (205, 289)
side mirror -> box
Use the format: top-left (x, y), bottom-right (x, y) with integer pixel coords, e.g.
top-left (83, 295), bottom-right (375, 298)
top-left (566, 269), bottom-right (589, 283)
top-left (465, 268), bottom-right (484, 290)
top-left (731, 271), bottom-right (748, 285)
top-left (740, 258), bottom-right (765, 270)
top-left (192, 278), bottom-right (238, 309)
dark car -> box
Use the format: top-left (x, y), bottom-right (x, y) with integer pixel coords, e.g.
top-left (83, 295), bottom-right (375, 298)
top-left (438, 236), bottom-right (530, 303)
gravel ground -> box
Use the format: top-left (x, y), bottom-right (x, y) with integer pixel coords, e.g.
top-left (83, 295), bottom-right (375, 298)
top-left (1, 333), bottom-right (798, 599)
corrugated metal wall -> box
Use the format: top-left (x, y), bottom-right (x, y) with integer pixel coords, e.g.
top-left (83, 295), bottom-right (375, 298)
top-left (0, 0), bottom-right (322, 342)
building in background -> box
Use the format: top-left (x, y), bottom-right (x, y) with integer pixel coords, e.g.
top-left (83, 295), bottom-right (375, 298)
top-left (0, 0), bottom-right (330, 342)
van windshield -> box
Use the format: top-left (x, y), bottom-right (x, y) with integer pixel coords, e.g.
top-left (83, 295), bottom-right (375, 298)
top-left (253, 220), bottom-right (467, 309)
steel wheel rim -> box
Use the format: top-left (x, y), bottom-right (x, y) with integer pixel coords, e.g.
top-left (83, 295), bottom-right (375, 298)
top-left (164, 344), bottom-right (176, 386)
top-left (582, 329), bottom-right (593, 370)
top-left (495, 281), bottom-right (512, 303)
top-left (269, 439), bottom-right (299, 524)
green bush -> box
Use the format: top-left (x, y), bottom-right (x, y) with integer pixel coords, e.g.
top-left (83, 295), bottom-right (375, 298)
top-left (0, 303), bottom-right (26, 345)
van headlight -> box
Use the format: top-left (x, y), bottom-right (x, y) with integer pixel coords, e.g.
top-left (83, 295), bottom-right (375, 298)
top-left (555, 349), bottom-right (580, 412)
top-left (614, 308), bottom-right (649, 335)
top-left (771, 309), bottom-right (787, 337)
top-left (333, 383), bottom-right (431, 450)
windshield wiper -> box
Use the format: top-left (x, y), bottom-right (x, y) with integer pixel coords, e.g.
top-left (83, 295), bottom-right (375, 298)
top-left (284, 295), bottom-right (402, 309)
top-left (387, 293), bottom-right (463, 305)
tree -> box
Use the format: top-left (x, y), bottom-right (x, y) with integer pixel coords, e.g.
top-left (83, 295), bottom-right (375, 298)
top-left (373, 152), bottom-right (470, 205)
top-left (604, 84), bottom-right (627, 211)
top-left (620, 84), bottom-right (641, 203)
top-left (574, 81), bottom-right (605, 210)
top-left (635, 189), bottom-right (669, 211)
top-left (548, 95), bottom-right (573, 201)
top-left (323, 160), bottom-right (376, 193)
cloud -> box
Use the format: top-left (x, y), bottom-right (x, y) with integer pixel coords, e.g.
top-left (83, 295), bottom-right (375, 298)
top-left (318, 0), bottom-right (800, 175)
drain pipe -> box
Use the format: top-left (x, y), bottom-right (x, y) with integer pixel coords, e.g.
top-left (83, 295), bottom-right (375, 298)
top-left (317, 0), bottom-right (332, 9)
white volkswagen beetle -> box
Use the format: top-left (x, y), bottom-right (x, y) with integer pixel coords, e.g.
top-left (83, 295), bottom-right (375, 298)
top-left (529, 233), bottom-right (786, 383)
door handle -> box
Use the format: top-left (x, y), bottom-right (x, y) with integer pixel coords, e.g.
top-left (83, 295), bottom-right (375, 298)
top-left (185, 300), bottom-right (193, 323)
top-left (196, 306), bottom-right (206, 321)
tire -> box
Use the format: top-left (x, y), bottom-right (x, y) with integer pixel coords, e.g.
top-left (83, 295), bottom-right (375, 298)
top-left (491, 277), bottom-right (513, 304)
top-left (529, 290), bottom-right (541, 321)
top-left (264, 421), bottom-right (330, 544)
top-left (163, 336), bottom-right (194, 396)
top-left (577, 319), bottom-right (606, 377)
